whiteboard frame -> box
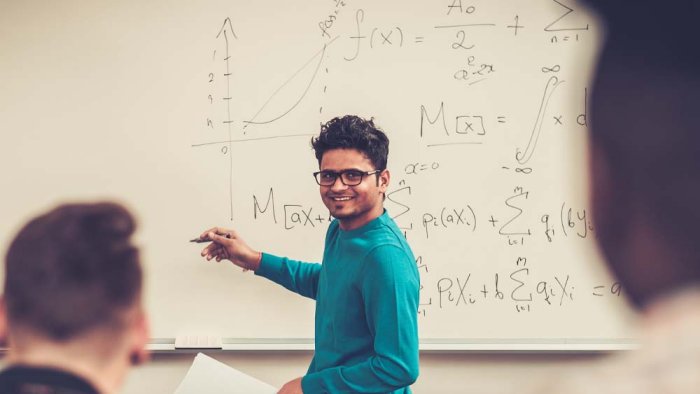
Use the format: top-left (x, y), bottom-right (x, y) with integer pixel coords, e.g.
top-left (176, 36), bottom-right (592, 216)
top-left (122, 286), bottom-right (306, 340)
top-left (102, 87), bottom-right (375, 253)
top-left (148, 338), bottom-right (639, 352)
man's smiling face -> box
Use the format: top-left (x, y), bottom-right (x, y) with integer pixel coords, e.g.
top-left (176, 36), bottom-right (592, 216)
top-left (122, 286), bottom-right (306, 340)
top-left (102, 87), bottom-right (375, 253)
top-left (318, 148), bottom-right (388, 231)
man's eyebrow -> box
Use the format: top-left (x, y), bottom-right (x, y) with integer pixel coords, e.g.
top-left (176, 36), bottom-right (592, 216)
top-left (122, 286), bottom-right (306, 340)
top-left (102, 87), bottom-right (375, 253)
top-left (321, 168), bottom-right (364, 172)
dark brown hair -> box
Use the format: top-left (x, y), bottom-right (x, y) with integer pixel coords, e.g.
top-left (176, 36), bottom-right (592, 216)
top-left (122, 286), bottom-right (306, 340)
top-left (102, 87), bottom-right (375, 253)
top-left (583, 0), bottom-right (700, 306)
top-left (312, 115), bottom-right (390, 171)
top-left (4, 202), bottom-right (142, 341)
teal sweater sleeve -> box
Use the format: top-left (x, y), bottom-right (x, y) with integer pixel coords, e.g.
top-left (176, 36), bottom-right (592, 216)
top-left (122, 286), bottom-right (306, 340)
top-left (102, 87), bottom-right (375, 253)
top-left (254, 253), bottom-right (322, 300)
top-left (301, 245), bottom-right (420, 393)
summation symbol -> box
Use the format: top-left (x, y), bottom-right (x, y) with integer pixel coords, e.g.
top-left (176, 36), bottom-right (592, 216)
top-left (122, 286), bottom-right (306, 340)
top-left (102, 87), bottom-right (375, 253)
top-left (544, 0), bottom-right (590, 32)
top-left (387, 180), bottom-right (413, 232)
top-left (498, 187), bottom-right (532, 245)
top-left (416, 256), bottom-right (433, 317)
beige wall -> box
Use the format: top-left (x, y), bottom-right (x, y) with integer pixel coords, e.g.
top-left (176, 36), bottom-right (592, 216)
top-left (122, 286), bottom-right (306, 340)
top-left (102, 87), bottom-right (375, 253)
top-left (122, 351), bottom-right (605, 393)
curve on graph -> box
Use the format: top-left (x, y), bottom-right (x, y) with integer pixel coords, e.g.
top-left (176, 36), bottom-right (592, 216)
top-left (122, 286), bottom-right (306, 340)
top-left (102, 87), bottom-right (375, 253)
top-left (244, 36), bottom-right (339, 128)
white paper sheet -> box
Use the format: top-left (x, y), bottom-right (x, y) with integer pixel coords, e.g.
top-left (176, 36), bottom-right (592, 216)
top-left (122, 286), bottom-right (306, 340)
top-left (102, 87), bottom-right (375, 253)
top-left (174, 352), bottom-right (278, 394)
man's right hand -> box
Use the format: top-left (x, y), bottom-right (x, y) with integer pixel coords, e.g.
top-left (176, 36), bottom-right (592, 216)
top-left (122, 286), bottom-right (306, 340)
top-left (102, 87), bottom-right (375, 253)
top-left (198, 227), bottom-right (262, 271)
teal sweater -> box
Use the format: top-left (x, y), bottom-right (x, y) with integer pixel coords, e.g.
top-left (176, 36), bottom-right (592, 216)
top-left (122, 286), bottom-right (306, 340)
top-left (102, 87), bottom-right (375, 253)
top-left (256, 211), bottom-right (420, 393)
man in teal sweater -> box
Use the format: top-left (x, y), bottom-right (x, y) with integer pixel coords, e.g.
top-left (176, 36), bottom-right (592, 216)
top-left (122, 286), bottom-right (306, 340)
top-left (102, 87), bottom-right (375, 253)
top-left (199, 115), bottom-right (420, 394)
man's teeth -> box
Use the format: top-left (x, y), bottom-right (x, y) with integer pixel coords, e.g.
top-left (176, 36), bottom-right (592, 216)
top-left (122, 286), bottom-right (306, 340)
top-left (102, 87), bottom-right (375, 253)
top-left (332, 196), bottom-right (352, 201)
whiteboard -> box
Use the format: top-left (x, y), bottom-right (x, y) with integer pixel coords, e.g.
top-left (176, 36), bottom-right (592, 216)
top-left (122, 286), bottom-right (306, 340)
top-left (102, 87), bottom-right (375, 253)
top-left (0, 0), bottom-right (637, 347)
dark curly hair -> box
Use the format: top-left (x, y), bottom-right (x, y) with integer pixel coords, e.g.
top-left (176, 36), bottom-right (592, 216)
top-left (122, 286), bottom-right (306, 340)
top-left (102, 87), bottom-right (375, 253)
top-left (311, 115), bottom-right (389, 170)
top-left (4, 202), bottom-right (142, 341)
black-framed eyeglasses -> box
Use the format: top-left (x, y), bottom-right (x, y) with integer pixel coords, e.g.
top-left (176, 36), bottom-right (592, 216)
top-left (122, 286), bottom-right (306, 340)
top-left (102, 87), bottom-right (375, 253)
top-left (313, 169), bottom-right (382, 186)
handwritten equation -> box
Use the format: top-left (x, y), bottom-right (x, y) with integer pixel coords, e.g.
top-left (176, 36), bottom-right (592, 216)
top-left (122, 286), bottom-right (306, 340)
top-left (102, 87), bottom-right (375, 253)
top-left (254, 185), bottom-right (593, 245)
top-left (417, 255), bottom-right (621, 317)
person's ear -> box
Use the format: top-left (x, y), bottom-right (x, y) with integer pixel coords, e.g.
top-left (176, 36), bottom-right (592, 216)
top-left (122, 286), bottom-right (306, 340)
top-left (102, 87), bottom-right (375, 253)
top-left (0, 296), bottom-right (8, 348)
top-left (378, 170), bottom-right (390, 192)
top-left (128, 310), bottom-right (150, 366)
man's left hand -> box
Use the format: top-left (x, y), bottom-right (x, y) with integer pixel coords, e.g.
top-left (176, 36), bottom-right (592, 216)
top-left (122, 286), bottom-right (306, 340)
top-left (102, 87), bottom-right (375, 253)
top-left (278, 376), bottom-right (303, 394)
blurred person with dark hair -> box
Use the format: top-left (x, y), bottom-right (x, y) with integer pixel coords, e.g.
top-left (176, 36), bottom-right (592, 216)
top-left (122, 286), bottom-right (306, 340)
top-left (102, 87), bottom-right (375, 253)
top-left (198, 115), bottom-right (419, 394)
top-left (538, 1), bottom-right (700, 392)
top-left (0, 202), bottom-right (149, 394)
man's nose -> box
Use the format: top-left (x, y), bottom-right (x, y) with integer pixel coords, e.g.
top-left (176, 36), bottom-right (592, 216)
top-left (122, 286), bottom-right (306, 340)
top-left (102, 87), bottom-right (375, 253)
top-left (330, 176), bottom-right (348, 191)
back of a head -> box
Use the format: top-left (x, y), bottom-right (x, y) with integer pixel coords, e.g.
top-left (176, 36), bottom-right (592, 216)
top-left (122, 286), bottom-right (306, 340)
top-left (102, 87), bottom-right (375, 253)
top-left (582, 0), bottom-right (700, 306)
top-left (4, 202), bottom-right (142, 342)
top-left (311, 115), bottom-right (390, 170)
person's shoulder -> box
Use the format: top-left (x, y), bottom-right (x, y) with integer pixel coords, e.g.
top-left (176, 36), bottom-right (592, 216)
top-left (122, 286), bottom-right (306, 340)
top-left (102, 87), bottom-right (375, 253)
top-left (0, 365), bottom-right (100, 394)
top-left (363, 241), bottom-right (416, 277)
top-left (360, 244), bottom-right (418, 292)
top-left (365, 242), bottom-right (411, 262)
top-left (368, 212), bottom-right (406, 244)
top-left (0, 367), bottom-right (13, 387)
